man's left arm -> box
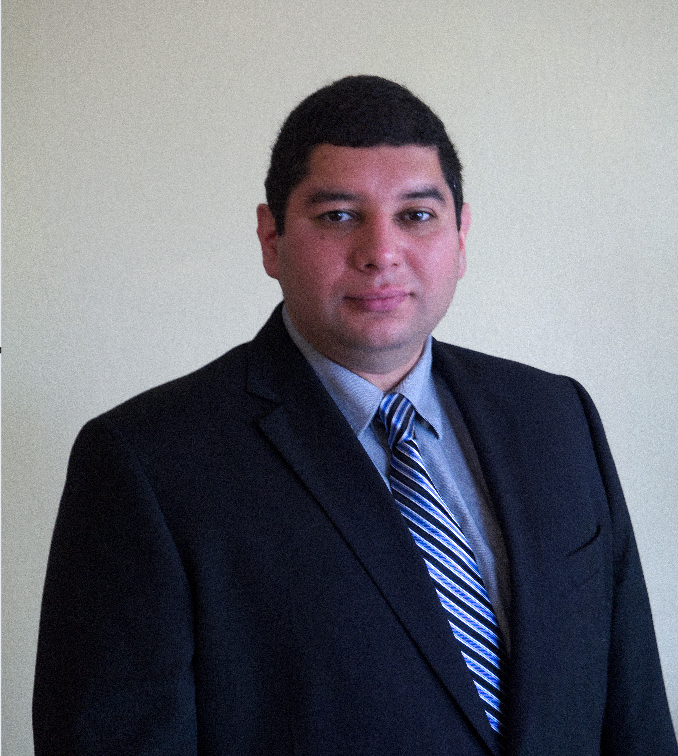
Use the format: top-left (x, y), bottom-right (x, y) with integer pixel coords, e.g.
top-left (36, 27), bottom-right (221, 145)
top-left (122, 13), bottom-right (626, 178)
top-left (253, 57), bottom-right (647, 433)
top-left (572, 381), bottom-right (677, 754)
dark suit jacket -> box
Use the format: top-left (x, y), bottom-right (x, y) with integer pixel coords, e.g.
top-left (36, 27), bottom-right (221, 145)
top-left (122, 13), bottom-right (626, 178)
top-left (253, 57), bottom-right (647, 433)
top-left (34, 305), bottom-right (677, 755)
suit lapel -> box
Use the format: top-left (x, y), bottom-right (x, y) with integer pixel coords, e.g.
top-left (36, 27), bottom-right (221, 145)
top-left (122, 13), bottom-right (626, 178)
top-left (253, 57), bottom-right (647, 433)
top-left (247, 308), bottom-right (502, 755)
top-left (431, 340), bottom-right (549, 748)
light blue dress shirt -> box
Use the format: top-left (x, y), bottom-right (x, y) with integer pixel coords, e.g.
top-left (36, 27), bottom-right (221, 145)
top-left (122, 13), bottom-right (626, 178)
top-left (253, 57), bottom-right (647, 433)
top-left (283, 308), bottom-right (511, 649)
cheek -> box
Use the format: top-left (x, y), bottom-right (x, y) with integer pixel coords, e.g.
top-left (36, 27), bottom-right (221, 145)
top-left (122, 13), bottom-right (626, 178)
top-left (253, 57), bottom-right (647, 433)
top-left (287, 244), bottom-right (345, 287)
top-left (277, 249), bottom-right (338, 306)
top-left (416, 245), bottom-right (462, 285)
top-left (416, 254), bottom-right (464, 313)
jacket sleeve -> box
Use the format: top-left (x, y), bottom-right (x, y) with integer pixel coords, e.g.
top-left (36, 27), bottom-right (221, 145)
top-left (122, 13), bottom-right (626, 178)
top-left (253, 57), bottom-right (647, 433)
top-left (572, 381), bottom-right (677, 754)
top-left (33, 417), bottom-right (197, 756)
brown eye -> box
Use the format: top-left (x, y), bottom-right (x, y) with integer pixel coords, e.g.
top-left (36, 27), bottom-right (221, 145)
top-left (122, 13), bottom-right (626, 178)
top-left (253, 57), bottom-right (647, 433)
top-left (320, 210), bottom-right (354, 223)
top-left (401, 210), bottom-right (433, 223)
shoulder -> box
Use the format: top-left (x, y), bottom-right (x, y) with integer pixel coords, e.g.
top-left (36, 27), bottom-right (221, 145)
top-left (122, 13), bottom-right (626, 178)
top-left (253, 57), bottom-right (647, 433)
top-left (430, 339), bottom-right (600, 444)
top-left (431, 339), bottom-right (578, 396)
top-left (74, 305), bottom-right (312, 468)
top-left (89, 305), bottom-right (295, 441)
top-left (98, 341), bottom-right (251, 435)
top-left (62, 343), bottom-right (255, 488)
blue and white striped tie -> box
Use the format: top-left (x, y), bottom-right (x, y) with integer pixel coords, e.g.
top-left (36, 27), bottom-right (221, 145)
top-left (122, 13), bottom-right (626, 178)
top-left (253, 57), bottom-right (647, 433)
top-left (378, 392), bottom-right (509, 743)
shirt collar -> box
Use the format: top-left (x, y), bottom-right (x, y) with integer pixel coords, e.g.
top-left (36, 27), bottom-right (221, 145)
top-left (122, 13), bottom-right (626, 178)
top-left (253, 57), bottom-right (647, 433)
top-left (282, 306), bottom-right (443, 438)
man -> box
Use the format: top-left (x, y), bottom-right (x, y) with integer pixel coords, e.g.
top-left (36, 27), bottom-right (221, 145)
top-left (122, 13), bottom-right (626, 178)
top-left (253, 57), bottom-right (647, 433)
top-left (34, 76), bottom-right (676, 755)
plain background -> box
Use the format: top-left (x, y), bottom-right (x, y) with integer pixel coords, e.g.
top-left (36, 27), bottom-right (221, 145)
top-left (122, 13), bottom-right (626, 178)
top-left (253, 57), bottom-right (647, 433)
top-left (3, 0), bottom-right (677, 752)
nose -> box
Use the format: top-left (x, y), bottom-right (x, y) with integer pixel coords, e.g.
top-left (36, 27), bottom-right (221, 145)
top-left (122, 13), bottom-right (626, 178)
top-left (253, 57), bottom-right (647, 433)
top-left (351, 216), bottom-right (402, 272)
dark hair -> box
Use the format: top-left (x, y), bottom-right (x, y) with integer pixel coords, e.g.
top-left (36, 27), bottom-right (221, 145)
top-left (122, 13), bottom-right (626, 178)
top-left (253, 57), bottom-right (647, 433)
top-left (264, 75), bottom-right (464, 233)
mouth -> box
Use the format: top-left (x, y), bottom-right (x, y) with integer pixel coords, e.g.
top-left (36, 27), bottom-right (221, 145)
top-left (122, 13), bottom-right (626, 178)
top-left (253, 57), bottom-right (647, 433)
top-left (344, 290), bottom-right (411, 313)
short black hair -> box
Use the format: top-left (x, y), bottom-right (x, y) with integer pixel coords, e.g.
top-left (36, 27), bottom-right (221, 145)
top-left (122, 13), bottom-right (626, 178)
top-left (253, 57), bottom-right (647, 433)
top-left (264, 75), bottom-right (464, 233)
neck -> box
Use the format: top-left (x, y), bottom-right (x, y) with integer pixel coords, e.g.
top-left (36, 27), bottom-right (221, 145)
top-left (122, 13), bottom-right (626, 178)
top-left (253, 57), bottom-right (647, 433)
top-left (350, 349), bottom-right (423, 392)
top-left (281, 306), bottom-right (427, 392)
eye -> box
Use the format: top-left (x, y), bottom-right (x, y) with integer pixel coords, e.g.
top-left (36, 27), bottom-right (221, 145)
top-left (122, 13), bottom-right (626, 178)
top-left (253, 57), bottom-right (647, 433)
top-left (400, 209), bottom-right (434, 223)
top-left (317, 210), bottom-right (355, 223)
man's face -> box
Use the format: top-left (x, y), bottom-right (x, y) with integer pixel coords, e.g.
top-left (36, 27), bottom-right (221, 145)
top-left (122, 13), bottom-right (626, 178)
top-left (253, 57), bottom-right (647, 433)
top-left (257, 143), bottom-right (470, 384)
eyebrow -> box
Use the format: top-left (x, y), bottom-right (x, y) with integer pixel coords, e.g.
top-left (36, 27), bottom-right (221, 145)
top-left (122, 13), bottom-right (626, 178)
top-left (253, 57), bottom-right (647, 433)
top-left (306, 186), bottom-right (447, 205)
top-left (401, 186), bottom-right (447, 203)
top-left (307, 190), bottom-right (359, 205)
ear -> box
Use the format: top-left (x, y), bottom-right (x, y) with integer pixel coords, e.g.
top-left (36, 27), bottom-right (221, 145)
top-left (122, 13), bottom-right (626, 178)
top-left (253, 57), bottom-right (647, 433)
top-left (456, 203), bottom-right (471, 279)
top-left (256, 204), bottom-right (280, 280)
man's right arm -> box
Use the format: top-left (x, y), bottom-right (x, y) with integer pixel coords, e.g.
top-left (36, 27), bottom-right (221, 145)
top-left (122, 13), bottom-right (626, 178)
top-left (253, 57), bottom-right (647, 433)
top-left (33, 418), bottom-right (197, 755)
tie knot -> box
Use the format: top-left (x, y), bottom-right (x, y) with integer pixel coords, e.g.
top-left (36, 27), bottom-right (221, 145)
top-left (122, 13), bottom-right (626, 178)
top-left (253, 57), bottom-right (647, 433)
top-left (378, 393), bottom-right (416, 449)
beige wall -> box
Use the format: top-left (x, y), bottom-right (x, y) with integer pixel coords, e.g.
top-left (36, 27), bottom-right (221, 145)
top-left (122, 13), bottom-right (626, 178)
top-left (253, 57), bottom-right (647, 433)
top-left (4, 0), bottom-right (677, 752)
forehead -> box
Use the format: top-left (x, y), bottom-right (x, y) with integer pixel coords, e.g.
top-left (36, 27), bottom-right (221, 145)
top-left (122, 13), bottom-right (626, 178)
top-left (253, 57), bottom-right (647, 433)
top-left (295, 143), bottom-right (450, 200)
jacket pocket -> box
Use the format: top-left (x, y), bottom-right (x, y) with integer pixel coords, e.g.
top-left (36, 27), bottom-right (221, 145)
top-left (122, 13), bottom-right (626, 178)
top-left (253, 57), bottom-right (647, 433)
top-left (564, 523), bottom-right (603, 588)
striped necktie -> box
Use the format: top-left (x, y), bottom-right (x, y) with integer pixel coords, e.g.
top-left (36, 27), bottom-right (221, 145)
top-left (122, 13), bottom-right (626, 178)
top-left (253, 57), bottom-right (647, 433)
top-left (378, 392), bottom-right (509, 743)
